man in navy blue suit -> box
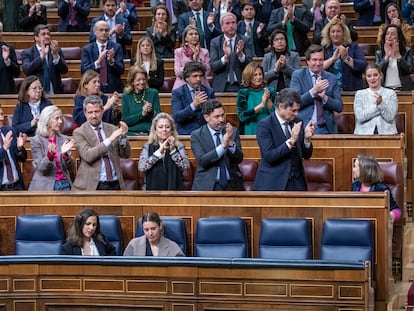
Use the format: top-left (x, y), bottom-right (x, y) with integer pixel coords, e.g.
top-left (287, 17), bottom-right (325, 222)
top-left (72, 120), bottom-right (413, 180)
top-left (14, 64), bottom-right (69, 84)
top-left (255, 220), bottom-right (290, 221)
top-left (254, 88), bottom-right (314, 191)
top-left (89, 0), bottom-right (133, 57)
top-left (82, 20), bottom-right (125, 93)
top-left (115, 0), bottom-right (138, 29)
top-left (21, 24), bottom-right (68, 94)
top-left (57, 0), bottom-right (91, 32)
top-left (172, 61), bottom-right (215, 135)
top-left (290, 44), bottom-right (343, 134)
top-left (0, 105), bottom-right (27, 191)
top-left (177, 0), bottom-right (221, 49)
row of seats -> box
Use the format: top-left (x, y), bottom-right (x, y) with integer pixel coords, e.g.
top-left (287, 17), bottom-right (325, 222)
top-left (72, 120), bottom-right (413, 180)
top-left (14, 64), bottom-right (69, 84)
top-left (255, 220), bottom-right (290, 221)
top-left (14, 214), bottom-right (374, 266)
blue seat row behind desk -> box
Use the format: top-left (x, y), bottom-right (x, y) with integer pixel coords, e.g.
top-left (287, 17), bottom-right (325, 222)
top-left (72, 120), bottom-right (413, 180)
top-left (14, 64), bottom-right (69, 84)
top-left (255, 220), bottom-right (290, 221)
top-left (14, 215), bottom-right (374, 265)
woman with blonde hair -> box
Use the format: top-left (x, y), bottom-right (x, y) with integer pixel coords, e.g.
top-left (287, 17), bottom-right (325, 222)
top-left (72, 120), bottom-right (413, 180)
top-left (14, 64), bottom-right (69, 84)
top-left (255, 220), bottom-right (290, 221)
top-left (146, 5), bottom-right (176, 58)
top-left (72, 70), bottom-right (121, 127)
top-left (173, 25), bottom-right (211, 90)
top-left (29, 105), bottom-right (74, 191)
top-left (138, 113), bottom-right (189, 190)
top-left (236, 62), bottom-right (275, 135)
top-left (122, 66), bottom-right (160, 136)
top-left (132, 37), bottom-right (165, 90)
top-left (321, 18), bottom-right (367, 91)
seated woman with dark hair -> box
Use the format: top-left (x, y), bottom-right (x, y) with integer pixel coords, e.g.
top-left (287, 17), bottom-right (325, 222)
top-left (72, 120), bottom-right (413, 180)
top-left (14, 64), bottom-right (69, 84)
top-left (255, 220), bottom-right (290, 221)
top-left (375, 24), bottom-right (413, 91)
top-left (352, 154), bottom-right (401, 223)
top-left (123, 212), bottom-right (185, 257)
top-left (321, 18), bottom-right (367, 91)
top-left (61, 209), bottom-right (116, 256)
top-left (377, 3), bottom-right (412, 47)
top-left (261, 29), bottom-right (301, 91)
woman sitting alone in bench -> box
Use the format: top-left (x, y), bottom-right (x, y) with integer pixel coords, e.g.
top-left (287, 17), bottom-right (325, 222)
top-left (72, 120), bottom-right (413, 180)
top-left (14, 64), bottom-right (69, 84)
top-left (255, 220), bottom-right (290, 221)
top-left (123, 212), bottom-right (185, 257)
top-left (352, 154), bottom-right (401, 223)
top-left (61, 209), bottom-right (116, 256)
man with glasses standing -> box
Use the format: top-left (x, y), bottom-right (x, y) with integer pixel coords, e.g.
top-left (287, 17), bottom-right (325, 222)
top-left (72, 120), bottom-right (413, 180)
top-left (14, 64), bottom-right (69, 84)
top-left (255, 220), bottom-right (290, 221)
top-left (21, 24), bottom-right (68, 94)
top-left (82, 20), bottom-right (125, 93)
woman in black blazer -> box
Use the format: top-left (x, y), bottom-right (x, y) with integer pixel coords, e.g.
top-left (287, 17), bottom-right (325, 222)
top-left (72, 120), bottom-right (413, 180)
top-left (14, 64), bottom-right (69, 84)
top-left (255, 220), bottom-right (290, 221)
top-left (17, 0), bottom-right (47, 32)
top-left (61, 209), bottom-right (116, 256)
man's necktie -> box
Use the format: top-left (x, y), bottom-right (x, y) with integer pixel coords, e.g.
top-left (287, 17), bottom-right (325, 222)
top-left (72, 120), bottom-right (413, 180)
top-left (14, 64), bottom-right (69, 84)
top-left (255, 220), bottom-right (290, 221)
top-left (100, 44), bottom-right (108, 86)
top-left (284, 122), bottom-right (291, 139)
top-left (313, 74), bottom-right (324, 125)
top-left (227, 39), bottom-right (236, 84)
top-left (0, 134), bottom-right (14, 183)
top-left (215, 132), bottom-right (228, 188)
top-left (195, 12), bottom-right (205, 48)
top-left (95, 127), bottom-right (113, 181)
top-left (69, 5), bottom-right (78, 26)
top-left (42, 51), bottom-right (50, 93)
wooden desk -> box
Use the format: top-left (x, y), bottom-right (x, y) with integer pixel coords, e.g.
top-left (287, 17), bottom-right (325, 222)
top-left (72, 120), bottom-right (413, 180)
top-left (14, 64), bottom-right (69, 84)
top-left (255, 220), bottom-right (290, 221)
top-left (0, 191), bottom-right (391, 309)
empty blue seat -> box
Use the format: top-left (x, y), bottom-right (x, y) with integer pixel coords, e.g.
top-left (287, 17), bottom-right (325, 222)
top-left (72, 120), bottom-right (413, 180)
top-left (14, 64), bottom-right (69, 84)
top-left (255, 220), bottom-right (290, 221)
top-left (320, 219), bottom-right (374, 263)
top-left (99, 215), bottom-right (123, 256)
top-left (195, 217), bottom-right (248, 258)
top-left (15, 215), bottom-right (65, 255)
top-left (259, 218), bottom-right (312, 259)
top-left (136, 217), bottom-right (187, 255)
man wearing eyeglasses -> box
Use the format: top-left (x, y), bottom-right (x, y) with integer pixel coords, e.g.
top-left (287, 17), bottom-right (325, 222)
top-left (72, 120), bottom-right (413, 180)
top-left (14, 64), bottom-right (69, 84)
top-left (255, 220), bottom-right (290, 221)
top-left (81, 20), bottom-right (125, 93)
top-left (21, 24), bottom-right (68, 94)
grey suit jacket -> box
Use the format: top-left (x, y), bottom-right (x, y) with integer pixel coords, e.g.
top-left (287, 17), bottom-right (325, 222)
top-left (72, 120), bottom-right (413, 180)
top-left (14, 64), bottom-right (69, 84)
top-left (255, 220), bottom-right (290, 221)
top-left (191, 124), bottom-right (244, 191)
top-left (123, 236), bottom-right (185, 256)
top-left (353, 87), bottom-right (398, 135)
top-left (290, 68), bottom-right (343, 133)
top-left (72, 122), bottom-right (131, 190)
top-left (210, 34), bottom-right (254, 92)
top-left (261, 50), bottom-right (301, 90)
top-left (29, 134), bottom-right (74, 190)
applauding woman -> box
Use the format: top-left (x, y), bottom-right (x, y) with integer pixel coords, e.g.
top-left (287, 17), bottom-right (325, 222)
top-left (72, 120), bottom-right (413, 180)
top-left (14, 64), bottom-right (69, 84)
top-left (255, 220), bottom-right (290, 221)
top-left (173, 25), bottom-right (211, 90)
top-left (138, 113), bottom-right (190, 190)
top-left (321, 18), bottom-right (367, 91)
top-left (29, 105), bottom-right (74, 191)
top-left (237, 62), bottom-right (276, 135)
top-left (122, 66), bottom-right (160, 136)
top-left (354, 64), bottom-right (398, 135)
top-left (376, 24), bottom-right (413, 91)
top-left (124, 212), bottom-right (185, 256)
top-left (132, 37), bottom-right (164, 91)
top-left (146, 5), bottom-right (176, 58)
top-left (62, 209), bottom-right (116, 256)
top-left (377, 3), bottom-right (412, 48)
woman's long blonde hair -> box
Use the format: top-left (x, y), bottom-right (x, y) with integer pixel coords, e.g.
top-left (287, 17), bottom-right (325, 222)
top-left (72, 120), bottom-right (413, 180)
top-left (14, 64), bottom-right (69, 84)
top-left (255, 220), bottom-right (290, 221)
top-left (134, 37), bottom-right (157, 71)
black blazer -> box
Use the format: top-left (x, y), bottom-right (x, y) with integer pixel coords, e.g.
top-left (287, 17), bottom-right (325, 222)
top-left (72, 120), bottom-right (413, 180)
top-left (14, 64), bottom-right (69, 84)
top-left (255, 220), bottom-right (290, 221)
top-left (17, 4), bottom-right (47, 32)
top-left (0, 42), bottom-right (20, 94)
top-left (61, 235), bottom-right (116, 256)
top-left (21, 46), bottom-right (68, 94)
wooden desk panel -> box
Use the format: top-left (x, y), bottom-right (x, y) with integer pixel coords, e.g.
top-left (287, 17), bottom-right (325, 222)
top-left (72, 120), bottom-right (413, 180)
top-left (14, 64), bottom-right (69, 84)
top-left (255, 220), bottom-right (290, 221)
top-left (0, 191), bottom-right (390, 308)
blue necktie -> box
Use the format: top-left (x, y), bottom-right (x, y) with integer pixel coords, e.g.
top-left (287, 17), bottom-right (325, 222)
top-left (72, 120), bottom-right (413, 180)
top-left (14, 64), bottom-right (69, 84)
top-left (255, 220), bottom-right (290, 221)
top-left (215, 132), bottom-right (228, 187)
top-left (43, 53), bottom-right (50, 92)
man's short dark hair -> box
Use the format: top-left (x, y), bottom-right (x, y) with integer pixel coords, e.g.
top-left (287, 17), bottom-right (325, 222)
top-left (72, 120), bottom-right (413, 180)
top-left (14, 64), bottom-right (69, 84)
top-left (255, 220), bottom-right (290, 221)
top-left (277, 88), bottom-right (301, 109)
top-left (34, 24), bottom-right (50, 36)
top-left (83, 95), bottom-right (104, 110)
top-left (304, 44), bottom-right (323, 61)
top-left (202, 99), bottom-right (223, 116)
top-left (183, 61), bottom-right (206, 80)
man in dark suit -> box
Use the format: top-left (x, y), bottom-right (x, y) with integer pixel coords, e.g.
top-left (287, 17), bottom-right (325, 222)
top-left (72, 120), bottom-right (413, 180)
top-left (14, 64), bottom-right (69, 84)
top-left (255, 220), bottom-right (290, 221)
top-left (177, 0), bottom-right (221, 49)
top-left (191, 99), bottom-right (244, 191)
top-left (57, 0), bottom-right (91, 32)
top-left (254, 88), bottom-right (314, 191)
top-left (0, 105), bottom-right (27, 191)
top-left (73, 95), bottom-right (130, 191)
top-left (290, 44), bottom-right (343, 134)
top-left (354, 0), bottom-right (393, 26)
top-left (210, 12), bottom-right (254, 92)
top-left (0, 22), bottom-right (20, 94)
top-left (82, 20), bottom-right (125, 93)
top-left (266, 0), bottom-right (312, 56)
top-left (89, 0), bottom-right (133, 57)
top-left (115, 0), bottom-right (138, 29)
top-left (21, 24), bottom-right (68, 94)
top-left (313, 0), bottom-right (358, 44)
top-left (172, 61), bottom-right (215, 135)
top-left (237, 1), bottom-right (268, 57)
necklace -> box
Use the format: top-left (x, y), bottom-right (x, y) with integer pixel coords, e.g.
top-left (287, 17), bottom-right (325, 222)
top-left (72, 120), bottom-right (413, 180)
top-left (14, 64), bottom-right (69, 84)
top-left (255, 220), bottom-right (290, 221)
top-left (133, 89), bottom-right (146, 105)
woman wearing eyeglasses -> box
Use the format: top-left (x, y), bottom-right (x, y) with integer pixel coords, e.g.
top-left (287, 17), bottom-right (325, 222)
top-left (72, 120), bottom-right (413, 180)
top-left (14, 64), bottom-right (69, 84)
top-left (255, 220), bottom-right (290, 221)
top-left (12, 75), bottom-right (52, 137)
